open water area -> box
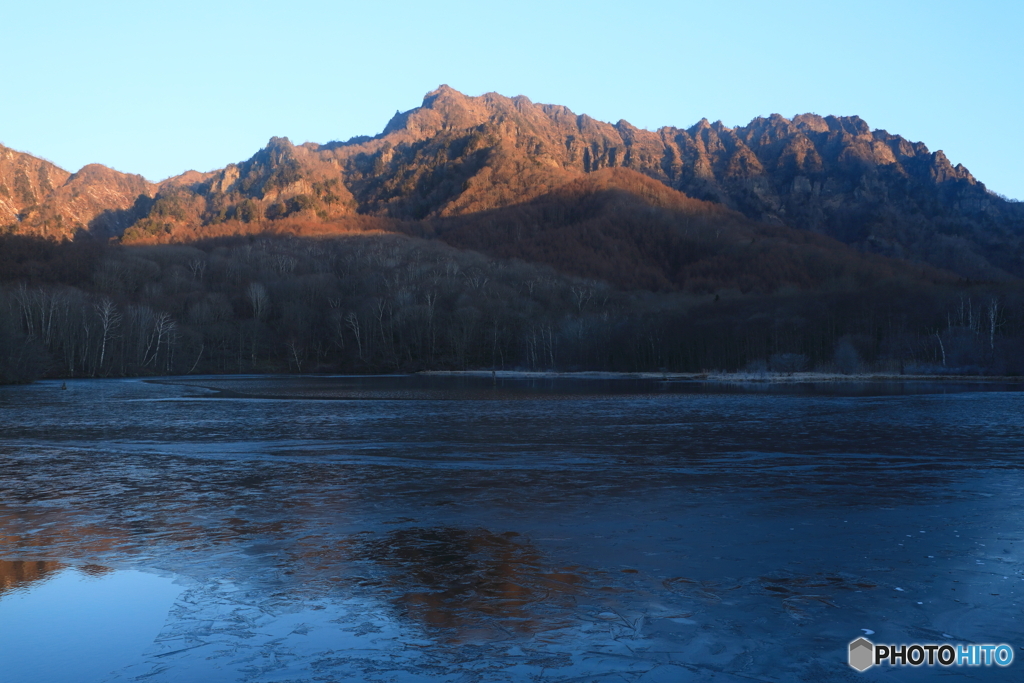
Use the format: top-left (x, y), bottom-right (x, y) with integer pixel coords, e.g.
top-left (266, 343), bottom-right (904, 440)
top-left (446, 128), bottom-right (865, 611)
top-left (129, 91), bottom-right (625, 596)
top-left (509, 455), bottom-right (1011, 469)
top-left (1, 375), bottom-right (1023, 682)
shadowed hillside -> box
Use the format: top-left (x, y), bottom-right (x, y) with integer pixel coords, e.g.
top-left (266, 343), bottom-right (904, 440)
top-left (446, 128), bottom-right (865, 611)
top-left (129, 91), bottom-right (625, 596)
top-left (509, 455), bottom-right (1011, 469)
top-left (406, 168), bottom-right (952, 292)
top-left (109, 166), bottom-right (953, 295)
top-left (1, 228), bottom-right (1019, 385)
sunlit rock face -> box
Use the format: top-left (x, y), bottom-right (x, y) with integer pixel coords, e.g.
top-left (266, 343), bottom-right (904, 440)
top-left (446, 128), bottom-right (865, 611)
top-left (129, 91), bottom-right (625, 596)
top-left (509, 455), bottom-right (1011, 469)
top-left (0, 145), bottom-right (155, 240)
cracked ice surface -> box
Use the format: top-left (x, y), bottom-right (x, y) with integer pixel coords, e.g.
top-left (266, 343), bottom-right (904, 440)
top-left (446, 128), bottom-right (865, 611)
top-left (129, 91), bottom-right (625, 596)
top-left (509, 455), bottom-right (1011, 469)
top-left (1, 376), bottom-right (1024, 681)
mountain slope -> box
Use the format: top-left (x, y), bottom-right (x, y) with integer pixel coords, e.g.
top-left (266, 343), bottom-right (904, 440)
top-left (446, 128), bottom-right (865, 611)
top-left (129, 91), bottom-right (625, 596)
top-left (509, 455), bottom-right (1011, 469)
top-left (137, 85), bottom-right (1024, 278)
top-left (0, 144), bottom-right (154, 239)
top-left (402, 167), bottom-right (953, 292)
top-left (3, 86), bottom-right (1022, 280)
top-left (336, 87), bottom-right (1022, 278)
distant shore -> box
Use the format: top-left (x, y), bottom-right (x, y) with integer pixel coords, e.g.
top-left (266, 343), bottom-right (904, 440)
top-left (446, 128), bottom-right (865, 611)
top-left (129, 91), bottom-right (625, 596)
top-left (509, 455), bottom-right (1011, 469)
top-left (420, 370), bottom-right (1024, 383)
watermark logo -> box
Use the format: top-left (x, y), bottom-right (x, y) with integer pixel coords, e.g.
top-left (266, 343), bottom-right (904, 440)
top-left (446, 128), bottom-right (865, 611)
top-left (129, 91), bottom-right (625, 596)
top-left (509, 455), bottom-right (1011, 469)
top-left (848, 637), bottom-right (1014, 671)
top-left (849, 638), bottom-right (874, 672)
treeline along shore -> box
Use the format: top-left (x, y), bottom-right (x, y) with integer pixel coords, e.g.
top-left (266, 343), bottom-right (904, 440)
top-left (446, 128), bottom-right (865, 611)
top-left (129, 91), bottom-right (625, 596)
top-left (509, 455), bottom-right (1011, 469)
top-left (2, 232), bottom-right (1023, 384)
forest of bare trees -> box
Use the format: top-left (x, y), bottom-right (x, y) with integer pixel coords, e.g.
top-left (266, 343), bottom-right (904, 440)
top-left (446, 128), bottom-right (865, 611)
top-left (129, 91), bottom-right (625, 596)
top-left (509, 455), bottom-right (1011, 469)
top-left (1, 232), bottom-right (1023, 384)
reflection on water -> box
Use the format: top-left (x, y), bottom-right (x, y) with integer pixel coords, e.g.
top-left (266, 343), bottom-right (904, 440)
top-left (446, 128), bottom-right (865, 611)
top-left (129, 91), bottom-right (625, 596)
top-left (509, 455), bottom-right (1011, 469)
top-left (0, 559), bottom-right (65, 594)
top-left (360, 527), bottom-right (581, 640)
top-left (1, 375), bottom-right (1023, 681)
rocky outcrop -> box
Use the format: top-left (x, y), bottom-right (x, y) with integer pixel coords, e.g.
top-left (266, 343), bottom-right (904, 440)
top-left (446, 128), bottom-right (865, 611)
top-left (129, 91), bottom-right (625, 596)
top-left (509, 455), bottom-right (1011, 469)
top-left (0, 144), bottom-right (155, 239)
top-left (0, 144), bottom-right (71, 229)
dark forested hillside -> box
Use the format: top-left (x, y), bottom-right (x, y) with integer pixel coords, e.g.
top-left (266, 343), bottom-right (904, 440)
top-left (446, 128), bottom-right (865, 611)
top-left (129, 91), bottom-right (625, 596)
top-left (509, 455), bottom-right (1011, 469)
top-left (2, 230), bottom-right (1023, 384)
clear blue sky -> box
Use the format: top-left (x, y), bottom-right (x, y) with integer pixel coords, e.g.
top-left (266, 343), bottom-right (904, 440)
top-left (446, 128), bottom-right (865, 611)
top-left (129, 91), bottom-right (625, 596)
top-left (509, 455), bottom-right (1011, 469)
top-left (2, 0), bottom-right (1021, 198)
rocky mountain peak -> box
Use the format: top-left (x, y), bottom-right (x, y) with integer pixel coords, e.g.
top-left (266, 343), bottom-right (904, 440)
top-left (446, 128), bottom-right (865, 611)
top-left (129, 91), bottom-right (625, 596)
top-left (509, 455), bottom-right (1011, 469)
top-left (792, 114), bottom-right (830, 133)
top-left (824, 115), bottom-right (871, 137)
top-left (422, 83), bottom-right (461, 105)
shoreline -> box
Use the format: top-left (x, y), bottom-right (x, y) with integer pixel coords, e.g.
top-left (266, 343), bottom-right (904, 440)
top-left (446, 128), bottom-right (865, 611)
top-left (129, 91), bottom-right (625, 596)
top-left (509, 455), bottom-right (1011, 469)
top-left (12, 371), bottom-right (1024, 388)
top-left (419, 370), bottom-right (1024, 383)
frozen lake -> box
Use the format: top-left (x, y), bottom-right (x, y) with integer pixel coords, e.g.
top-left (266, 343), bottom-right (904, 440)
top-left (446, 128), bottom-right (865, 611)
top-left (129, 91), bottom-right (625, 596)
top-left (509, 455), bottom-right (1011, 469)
top-left (1, 375), bottom-right (1022, 681)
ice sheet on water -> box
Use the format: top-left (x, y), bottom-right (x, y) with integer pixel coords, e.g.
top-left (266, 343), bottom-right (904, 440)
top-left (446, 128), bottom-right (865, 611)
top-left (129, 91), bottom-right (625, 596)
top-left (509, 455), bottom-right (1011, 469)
top-left (2, 376), bottom-right (1024, 680)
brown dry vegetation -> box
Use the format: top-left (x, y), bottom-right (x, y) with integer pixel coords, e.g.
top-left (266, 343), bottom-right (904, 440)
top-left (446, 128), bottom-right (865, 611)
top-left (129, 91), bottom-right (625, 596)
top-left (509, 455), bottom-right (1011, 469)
top-left (410, 168), bottom-right (953, 293)
top-left (121, 214), bottom-right (401, 245)
top-left (117, 167), bottom-right (954, 296)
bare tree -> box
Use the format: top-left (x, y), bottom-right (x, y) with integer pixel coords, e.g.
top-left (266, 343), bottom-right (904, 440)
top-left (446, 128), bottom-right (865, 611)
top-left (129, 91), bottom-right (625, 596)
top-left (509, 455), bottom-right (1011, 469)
top-left (247, 283), bottom-right (270, 321)
top-left (287, 338), bottom-right (305, 373)
top-left (935, 331), bottom-right (946, 367)
top-left (572, 285), bottom-right (592, 313)
top-left (987, 298), bottom-right (1001, 351)
top-left (150, 313), bottom-right (177, 371)
top-left (188, 258), bottom-right (206, 281)
top-left (95, 297), bottom-right (121, 375)
top-left (345, 312), bottom-right (362, 360)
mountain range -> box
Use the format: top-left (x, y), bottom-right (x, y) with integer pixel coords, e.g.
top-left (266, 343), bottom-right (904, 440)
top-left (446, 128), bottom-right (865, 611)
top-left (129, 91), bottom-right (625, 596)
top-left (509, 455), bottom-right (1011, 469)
top-left (3, 85), bottom-right (1022, 284)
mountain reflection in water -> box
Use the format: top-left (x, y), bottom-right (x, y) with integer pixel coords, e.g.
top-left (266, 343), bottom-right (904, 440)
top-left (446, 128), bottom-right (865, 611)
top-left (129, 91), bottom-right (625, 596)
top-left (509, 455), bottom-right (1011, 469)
top-left (357, 527), bottom-right (581, 640)
top-left (0, 559), bottom-right (65, 594)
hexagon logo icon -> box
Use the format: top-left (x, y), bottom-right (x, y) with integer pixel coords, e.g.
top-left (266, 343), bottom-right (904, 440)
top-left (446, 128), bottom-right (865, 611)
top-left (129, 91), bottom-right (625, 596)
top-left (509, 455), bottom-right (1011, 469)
top-left (849, 637), bottom-right (875, 671)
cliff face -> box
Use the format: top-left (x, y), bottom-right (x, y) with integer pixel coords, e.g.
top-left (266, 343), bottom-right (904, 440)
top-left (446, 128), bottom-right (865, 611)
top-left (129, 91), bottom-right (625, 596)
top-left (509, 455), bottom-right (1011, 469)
top-left (3, 86), bottom-right (1022, 279)
top-left (0, 144), bottom-right (155, 240)
top-left (0, 144), bottom-right (71, 230)
top-left (664, 113), bottom-right (1023, 280)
